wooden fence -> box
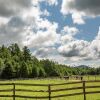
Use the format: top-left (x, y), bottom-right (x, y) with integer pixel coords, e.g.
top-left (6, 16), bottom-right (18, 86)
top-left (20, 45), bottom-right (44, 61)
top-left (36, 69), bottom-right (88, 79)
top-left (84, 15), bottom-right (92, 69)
top-left (0, 80), bottom-right (100, 100)
top-left (63, 75), bottom-right (100, 80)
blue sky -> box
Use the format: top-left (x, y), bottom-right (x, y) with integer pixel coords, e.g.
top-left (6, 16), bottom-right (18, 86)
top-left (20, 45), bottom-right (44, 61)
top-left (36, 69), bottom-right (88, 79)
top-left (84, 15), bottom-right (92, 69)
top-left (40, 0), bottom-right (100, 41)
top-left (0, 0), bottom-right (100, 67)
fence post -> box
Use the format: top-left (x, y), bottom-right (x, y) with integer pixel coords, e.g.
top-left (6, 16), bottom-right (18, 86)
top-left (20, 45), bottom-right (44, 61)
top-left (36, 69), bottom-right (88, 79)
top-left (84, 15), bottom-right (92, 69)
top-left (83, 81), bottom-right (86, 100)
top-left (13, 83), bottom-right (15, 100)
top-left (48, 84), bottom-right (51, 100)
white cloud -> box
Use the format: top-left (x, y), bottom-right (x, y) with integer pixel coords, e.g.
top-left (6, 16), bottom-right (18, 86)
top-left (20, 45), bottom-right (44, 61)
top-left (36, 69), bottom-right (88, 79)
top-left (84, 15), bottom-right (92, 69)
top-left (58, 27), bottom-right (100, 61)
top-left (62, 26), bottom-right (79, 36)
top-left (33, 47), bottom-right (56, 58)
top-left (27, 29), bottom-right (60, 48)
top-left (61, 0), bottom-right (100, 24)
top-left (58, 40), bottom-right (89, 58)
top-left (72, 13), bottom-right (85, 24)
top-left (61, 35), bottom-right (74, 44)
top-left (0, 0), bottom-right (32, 17)
top-left (0, 16), bottom-right (32, 47)
top-left (61, 26), bottom-right (79, 44)
top-left (0, 17), bottom-right (9, 25)
top-left (46, 0), bottom-right (58, 6)
top-left (27, 22), bottom-right (60, 47)
top-left (0, 0), bottom-right (60, 48)
top-left (0, 0), bottom-right (100, 66)
top-left (42, 9), bottom-right (50, 16)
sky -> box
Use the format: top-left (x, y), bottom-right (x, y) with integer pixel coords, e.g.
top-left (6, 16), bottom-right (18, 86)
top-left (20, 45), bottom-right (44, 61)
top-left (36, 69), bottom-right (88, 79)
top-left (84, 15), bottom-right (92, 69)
top-left (0, 0), bottom-right (100, 67)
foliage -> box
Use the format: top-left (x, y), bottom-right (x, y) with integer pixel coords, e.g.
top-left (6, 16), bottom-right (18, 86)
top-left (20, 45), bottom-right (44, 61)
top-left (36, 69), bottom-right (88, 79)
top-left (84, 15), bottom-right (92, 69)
top-left (0, 43), bottom-right (99, 79)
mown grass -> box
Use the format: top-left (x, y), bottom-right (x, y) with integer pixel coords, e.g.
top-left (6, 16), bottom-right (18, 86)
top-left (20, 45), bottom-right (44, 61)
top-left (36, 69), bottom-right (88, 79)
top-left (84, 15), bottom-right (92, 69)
top-left (0, 75), bottom-right (100, 100)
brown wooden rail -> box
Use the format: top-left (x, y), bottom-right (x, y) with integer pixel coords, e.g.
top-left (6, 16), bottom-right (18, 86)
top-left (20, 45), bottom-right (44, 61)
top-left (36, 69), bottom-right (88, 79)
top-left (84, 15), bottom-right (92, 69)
top-left (0, 80), bottom-right (100, 100)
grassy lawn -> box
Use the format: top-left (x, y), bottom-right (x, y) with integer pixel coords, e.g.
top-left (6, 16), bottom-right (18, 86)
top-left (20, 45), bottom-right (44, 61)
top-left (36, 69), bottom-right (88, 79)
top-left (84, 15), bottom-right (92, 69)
top-left (0, 76), bottom-right (100, 100)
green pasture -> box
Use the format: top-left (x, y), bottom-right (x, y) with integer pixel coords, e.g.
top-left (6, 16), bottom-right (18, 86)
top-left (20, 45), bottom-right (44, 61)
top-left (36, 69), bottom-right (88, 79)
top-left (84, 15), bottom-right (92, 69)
top-left (0, 75), bottom-right (100, 100)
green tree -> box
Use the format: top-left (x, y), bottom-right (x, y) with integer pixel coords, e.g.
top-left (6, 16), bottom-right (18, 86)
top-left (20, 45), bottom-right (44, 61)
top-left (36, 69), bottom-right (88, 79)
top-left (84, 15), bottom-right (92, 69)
top-left (31, 66), bottom-right (39, 77)
top-left (0, 45), bottom-right (11, 59)
top-left (8, 43), bottom-right (21, 56)
top-left (23, 46), bottom-right (31, 61)
top-left (19, 62), bottom-right (29, 78)
top-left (0, 58), bottom-right (4, 77)
top-left (1, 62), bottom-right (13, 79)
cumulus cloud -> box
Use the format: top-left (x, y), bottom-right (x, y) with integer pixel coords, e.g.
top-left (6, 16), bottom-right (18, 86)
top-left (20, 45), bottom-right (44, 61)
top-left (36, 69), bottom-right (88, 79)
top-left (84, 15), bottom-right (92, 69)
top-left (89, 28), bottom-right (100, 59)
top-left (42, 9), bottom-right (50, 16)
top-left (0, 16), bottom-right (29, 46)
top-left (61, 26), bottom-right (79, 44)
top-left (22, 19), bottom-right (60, 48)
top-left (58, 40), bottom-right (89, 57)
top-left (45, 0), bottom-right (58, 6)
top-left (62, 26), bottom-right (79, 36)
top-left (0, 0), bottom-right (40, 47)
top-left (0, 0), bottom-right (32, 17)
top-left (61, 35), bottom-right (74, 44)
top-left (61, 0), bottom-right (100, 24)
top-left (33, 47), bottom-right (56, 58)
top-left (33, 47), bottom-right (66, 64)
top-left (58, 27), bottom-right (100, 61)
top-left (27, 29), bottom-right (60, 48)
top-left (0, 0), bottom-right (59, 48)
top-left (0, 0), bottom-right (100, 65)
top-left (72, 13), bottom-right (85, 24)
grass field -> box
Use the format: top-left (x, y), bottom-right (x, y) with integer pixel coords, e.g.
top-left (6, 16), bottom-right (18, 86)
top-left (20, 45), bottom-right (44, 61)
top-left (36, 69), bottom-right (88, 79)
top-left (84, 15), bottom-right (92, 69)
top-left (0, 75), bottom-right (100, 100)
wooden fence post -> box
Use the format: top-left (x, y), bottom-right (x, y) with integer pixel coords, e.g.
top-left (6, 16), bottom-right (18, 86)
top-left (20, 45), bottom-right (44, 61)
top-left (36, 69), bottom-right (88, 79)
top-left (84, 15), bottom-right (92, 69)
top-left (83, 81), bottom-right (86, 100)
top-left (13, 83), bottom-right (15, 100)
top-left (48, 84), bottom-right (51, 100)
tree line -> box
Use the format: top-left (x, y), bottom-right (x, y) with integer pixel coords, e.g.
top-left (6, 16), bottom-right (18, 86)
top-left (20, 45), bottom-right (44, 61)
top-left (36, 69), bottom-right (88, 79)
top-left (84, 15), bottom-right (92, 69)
top-left (0, 43), bottom-right (100, 79)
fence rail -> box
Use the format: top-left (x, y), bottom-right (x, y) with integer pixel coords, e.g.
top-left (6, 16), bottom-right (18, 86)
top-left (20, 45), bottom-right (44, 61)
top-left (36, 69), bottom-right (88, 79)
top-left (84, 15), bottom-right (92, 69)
top-left (0, 80), bottom-right (100, 100)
